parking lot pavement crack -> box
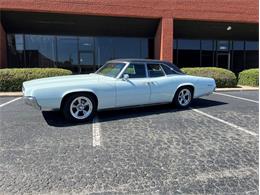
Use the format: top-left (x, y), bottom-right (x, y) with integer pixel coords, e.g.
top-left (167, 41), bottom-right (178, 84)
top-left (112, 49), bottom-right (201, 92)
top-left (193, 167), bottom-right (256, 182)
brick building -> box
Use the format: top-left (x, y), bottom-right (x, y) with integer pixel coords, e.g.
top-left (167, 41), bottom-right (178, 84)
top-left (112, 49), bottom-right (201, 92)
top-left (0, 0), bottom-right (258, 73)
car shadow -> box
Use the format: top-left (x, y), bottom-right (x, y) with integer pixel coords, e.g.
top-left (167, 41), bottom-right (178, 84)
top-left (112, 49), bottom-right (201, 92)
top-left (42, 98), bottom-right (227, 127)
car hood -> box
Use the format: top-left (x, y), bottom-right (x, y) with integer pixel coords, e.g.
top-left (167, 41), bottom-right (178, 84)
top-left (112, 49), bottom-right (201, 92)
top-left (23, 73), bottom-right (113, 89)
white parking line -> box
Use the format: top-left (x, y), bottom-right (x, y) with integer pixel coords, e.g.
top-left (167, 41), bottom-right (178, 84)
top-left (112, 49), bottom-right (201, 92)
top-left (92, 117), bottom-right (101, 146)
top-left (192, 108), bottom-right (258, 136)
top-left (214, 92), bottom-right (259, 103)
top-left (0, 97), bottom-right (22, 108)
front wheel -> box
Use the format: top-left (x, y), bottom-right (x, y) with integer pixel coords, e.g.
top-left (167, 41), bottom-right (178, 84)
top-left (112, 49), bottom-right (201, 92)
top-left (62, 93), bottom-right (97, 122)
top-left (173, 87), bottom-right (193, 108)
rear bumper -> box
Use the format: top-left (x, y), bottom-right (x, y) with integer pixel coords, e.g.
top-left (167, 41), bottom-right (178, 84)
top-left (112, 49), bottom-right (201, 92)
top-left (24, 96), bottom-right (41, 110)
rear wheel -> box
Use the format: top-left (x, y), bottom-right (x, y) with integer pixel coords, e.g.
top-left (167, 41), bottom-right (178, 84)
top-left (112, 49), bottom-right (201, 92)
top-left (62, 93), bottom-right (97, 122)
top-left (173, 87), bottom-right (193, 108)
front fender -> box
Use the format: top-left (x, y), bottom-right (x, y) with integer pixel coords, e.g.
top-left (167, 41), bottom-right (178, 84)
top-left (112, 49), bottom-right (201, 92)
top-left (59, 88), bottom-right (97, 108)
top-left (61, 86), bottom-right (116, 110)
top-left (33, 88), bottom-right (97, 111)
top-left (61, 89), bottom-right (96, 99)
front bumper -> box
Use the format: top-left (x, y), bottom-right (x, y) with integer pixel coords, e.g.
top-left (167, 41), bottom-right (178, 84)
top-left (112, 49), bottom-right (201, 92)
top-left (24, 96), bottom-right (41, 110)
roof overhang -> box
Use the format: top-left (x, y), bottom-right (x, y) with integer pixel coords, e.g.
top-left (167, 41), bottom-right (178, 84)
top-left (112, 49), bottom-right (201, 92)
top-left (174, 20), bottom-right (258, 40)
top-left (1, 11), bottom-right (159, 37)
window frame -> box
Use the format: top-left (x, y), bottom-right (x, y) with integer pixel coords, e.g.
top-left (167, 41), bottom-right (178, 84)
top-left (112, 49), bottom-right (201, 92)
top-left (119, 62), bottom-right (148, 79)
top-left (96, 62), bottom-right (127, 78)
top-left (160, 63), bottom-right (182, 75)
top-left (146, 63), bottom-right (166, 78)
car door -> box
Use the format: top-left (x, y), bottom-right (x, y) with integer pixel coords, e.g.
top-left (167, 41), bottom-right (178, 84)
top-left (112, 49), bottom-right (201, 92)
top-left (147, 63), bottom-right (175, 103)
top-left (116, 63), bottom-right (150, 107)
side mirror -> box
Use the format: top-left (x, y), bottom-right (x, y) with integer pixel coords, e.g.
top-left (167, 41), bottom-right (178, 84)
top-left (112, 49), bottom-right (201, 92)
top-left (122, 74), bottom-right (129, 80)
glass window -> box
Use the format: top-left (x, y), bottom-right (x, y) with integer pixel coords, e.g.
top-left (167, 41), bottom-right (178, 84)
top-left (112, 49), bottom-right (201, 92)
top-left (161, 64), bottom-right (175, 75)
top-left (124, 63), bottom-right (146, 78)
top-left (233, 41), bottom-right (244, 50)
top-left (140, 39), bottom-right (149, 59)
top-left (245, 50), bottom-right (258, 69)
top-left (7, 34), bottom-right (25, 67)
top-left (178, 39), bottom-right (200, 50)
top-left (79, 37), bottom-right (94, 51)
top-left (113, 37), bottom-right (141, 58)
top-left (201, 40), bottom-right (213, 51)
top-left (57, 36), bottom-right (78, 65)
top-left (232, 51), bottom-right (244, 73)
top-left (245, 41), bottom-right (259, 69)
top-left (96, 63), bottom-right (126, 78)
top-left (169, 63), bottom-right (184, 74)
top-left (24, 35), bottom-right (56, 67)
top-left (173, 49), bottom-right (178, 65)
top-left (177, 50), bottom-right (200, 67)
top-left (232, 41), bottom-right (245, 73)
top-left (177, 39), bottom-right (200, 67)
top-left (7, 33), bottom-right (150, 73)
top-left (147, 64), bottom-right (165, 77)
top-left (245, 41), bottom-right (258, 50)
top-left (95, 37), bottom-right (114, 66)
top-left (201, 40), bottom-right (214, 67)
top-left (217, 40), bottom-right (229, 51)
top-left (201, 52), bottom-right (213, 67)
top-left (79, 52), bottom-right (94, 65)
top-left (95, 37), bottom-right (149, 67)
top-left (15, 34), bottom-right (24, 51)
top-left (148, 38), bottom-right (154, 59)
top-left (173, 40), bottom-right (177, 49)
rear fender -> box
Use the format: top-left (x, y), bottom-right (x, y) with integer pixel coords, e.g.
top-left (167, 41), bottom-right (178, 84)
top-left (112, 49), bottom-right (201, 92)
top-left (173, 83), bottom-right (195, 99)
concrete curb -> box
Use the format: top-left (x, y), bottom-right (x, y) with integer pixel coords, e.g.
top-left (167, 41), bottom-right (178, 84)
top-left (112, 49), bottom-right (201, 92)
top-left (0, 92), bottom-right (23, 97)
top-left (0, 86), bottom-right (258, 97)
top-left (216, 88), bottom-right (259, 92)
top-left (216, 85), bottom-right (259, 92)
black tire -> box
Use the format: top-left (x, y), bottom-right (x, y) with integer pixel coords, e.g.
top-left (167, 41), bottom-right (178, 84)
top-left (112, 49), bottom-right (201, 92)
top-left (62, 93), bottom-right (97, 122)
top-left (173, 87), bottom-right (193, 108)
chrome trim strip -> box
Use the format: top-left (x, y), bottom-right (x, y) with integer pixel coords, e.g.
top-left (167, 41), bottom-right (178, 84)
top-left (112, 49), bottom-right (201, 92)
top-left (24, 96), bottom-right (41, 110)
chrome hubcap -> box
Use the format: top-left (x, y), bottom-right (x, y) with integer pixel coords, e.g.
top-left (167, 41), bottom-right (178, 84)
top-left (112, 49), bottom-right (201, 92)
top-left (70, 96), bottom-right (93, 120)
top-left (178, 89), bottom-right (191, 106)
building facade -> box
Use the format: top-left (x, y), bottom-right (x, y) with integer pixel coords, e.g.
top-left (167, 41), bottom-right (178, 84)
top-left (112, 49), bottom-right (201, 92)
top-left (0, 0), bottom-right (258, 73)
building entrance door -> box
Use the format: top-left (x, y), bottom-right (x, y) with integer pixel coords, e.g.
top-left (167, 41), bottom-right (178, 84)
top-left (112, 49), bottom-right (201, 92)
top-left (216, 53), bottom-right (230, 69)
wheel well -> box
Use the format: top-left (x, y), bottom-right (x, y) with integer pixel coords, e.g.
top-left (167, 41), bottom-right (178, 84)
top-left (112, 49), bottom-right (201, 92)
top-left (174, 85), bottom-right (194, 99)
top-left (60, 91), bottom-right (98, 110)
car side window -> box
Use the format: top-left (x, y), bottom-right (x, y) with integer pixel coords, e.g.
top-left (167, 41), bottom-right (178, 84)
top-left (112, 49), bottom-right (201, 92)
top-left (123, 63), bottom-right (146, 78)
top-left (161, 64), bottom-right (176, 75)
top-left (147, 64), bottom-right (165, 77)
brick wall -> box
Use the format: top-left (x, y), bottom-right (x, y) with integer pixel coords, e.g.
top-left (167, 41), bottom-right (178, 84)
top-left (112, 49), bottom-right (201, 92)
top-left (0, 0), bottom-right (258, 65)
top-left (0, 0), bottom-right (258, 22)
top-left (155, 18), bottom-right (173, 62)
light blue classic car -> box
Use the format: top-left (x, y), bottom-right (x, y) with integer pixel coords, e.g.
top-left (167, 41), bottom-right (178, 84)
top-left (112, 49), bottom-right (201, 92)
top-left (23, 59), bottom-right (216, 122)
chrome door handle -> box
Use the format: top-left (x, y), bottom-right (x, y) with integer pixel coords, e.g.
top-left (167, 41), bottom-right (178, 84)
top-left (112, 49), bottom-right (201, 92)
top-left (144, 81), bottom-right (154, 85)
top-left (145, 81), bottom-right (154, 85)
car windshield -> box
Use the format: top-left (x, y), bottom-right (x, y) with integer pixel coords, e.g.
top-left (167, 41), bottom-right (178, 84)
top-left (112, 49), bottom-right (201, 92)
top-left (96, 63), bottom-right (126, 78)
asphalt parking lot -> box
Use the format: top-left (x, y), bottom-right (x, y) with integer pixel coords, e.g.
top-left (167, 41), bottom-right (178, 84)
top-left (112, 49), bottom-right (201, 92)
top-left (0, 91), bottom-right (259, 194)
